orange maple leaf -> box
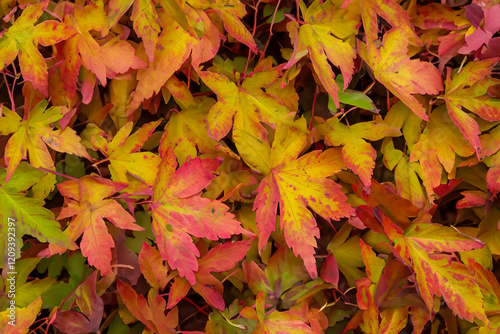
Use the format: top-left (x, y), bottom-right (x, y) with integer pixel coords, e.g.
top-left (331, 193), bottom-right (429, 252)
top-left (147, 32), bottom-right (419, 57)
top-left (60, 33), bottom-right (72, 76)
top-left (58, 176), bottom-right (144, 274)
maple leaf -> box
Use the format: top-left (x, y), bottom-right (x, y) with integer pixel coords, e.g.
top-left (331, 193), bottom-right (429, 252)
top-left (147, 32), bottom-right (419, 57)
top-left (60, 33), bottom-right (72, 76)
top-left (410, 106), bottom-right (474, 196)
top-left (254, 309), bottom-right (316, 333)
top-left (53, 0), bottom-right (145, 99)
top-left (213, 10), bottom-right (258, 54)
top-left (477, 206), bottom-right (500, 256)
top-left (4, 0), bottom-right (500, 330)
top-left (320, 253), bottom-right (339, 286)
top-left (167, 241), bottom-right (251, 310)
top-left (359, 0), bottom-right (421, 47)
top-left (57, 176), bottom-right (144, 274)
top-left (199, 64), bottom-right (297, 143)
top-left (102, 120), bottom-right (162, 185)
top-left (373, 258), bottom-right (414, 310)
top-left (161, 77), bottom-right (219, 164)
top-left (458, 4), bottom-right (500, 55)
top-left (384, 101), bottom-right (424, 152)
top-left (62, 1), bottom-right (108, 86)
top-left (186, 0), bottom-right (257, 53)
top-left (360, 239), bottom-right (385, 284)
top-left (263, 246), bottom-right (312, 298)
top-left (326, 224), bottom-right (365, 287)
top-left (131, 0), bottom-right (161, 64)
top-left (285, 0), bottom-right (359, 107)
top-left (358, 181), bottom-right (420, 231)
top-left (187, 0), bottom-right (246, 17)
top-left (243, 261), bottom-right (272, 296)
top-left (252, 118), bottom-right (352, 279)
top-left (0, 162), bottom-right (74, 268)
top-left (0, 101), bottom-right (89, 181)
top-left (442, 58), bottom-right (500, 158)
top-left (128, 15), bottom-right (196, 113)
top-left (359, 30), bottom-right (443, 121)
top-left (412, 3), bottom-right (469, 31)
top-left (394, 223), bottom-right (488, 322)
top-left (116, 281), bottom-right (178, 334)
top-left (6, 258), bottom-right (57, 308)
top-left (52, 271), bottom-right (104, 334)
top-left (108, 76), bottom-right (139, 129)
top-left (184, 5), bottom-right (223, 69)
top-left (480, 123), bottom-right (500, 158)
top-left (456, 190), bottom-right (487, 209)
top-left (0, 297), bottom-right (42, 334)
top-left (53, 36), bottom-right (81, 102)
top-left (486, 152), bottom-right (500, 196)
top-left (83, 119), bottom-right (161, 189)
top-left (320, 117), bottom-right (401, 188)
top-left (381, 102), bottom-right (429, 206)
top-left (138, 243), bottom-right (170, 291)
top-left (347, 239), bottom-right (395, 333)
top-left (382, 140), bottom-right (426, 208)
top-left (468, 259), bottom-right (500, 316)
top-left (100, 36), bottom-right (147, 78)
top-left (354, 286), bottom-right (379, 331)
top-left (204, 156), bottom-right (257, 202)
top-left (151, 147), bottom-right (248, 284)
top-left (0, 2), bottom-right (77, 96)
top-left (240, 291), bottom-right (315, 333)
top-left (378, 307), bottom-right (409, 334)
top-left (410, 4), bottom-right (470, 71)
top-left (106, 0), bottom-right (134, 29)
top-left (131, 0), bottom-right (223, 74)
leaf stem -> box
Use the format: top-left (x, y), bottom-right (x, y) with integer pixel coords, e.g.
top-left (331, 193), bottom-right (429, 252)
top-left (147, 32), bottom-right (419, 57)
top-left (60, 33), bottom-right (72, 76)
top-left (37, 167), bottom-right (80, 181)
top-left (179, 303), bottom-right (211, 326)
top-left (386, 88), bottom-right (391, 111)
top-left (110, 264), bottom-right (135, 270)
top-left (218, 183), bottom-right (244, 202)
top-left (2, 68), bottom-right (16, 111)
top-left (43, 8), bottom-right (62, 21)
top-left (28, 317), bottom-right (48, 334)
top-left (181, 296), bottom-right (210, 316)
top-left (243, 0), bottom-right (262, 78)
top-left (309, 85), bottom-right (319, 131)
top-left (457, 56), bottom-right (468, 74)
top-left (362, 81), bottom-right (376, 95)
top-left (92, 158), bottom-right (110, 169)
top-left (259, 0), bottom-right (282, 63)
top-left (252, 0), bottom-right (261, 37)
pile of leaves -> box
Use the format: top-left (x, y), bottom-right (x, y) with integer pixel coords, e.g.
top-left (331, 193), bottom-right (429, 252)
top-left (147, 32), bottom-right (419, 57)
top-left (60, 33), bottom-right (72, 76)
top-left (1, 0), bottom-right (500, 332)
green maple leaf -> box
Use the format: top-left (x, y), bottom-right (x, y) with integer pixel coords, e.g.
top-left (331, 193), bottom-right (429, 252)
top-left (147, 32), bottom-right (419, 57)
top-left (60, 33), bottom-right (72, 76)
top-left (0, 162), bottom-right (74, 268)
